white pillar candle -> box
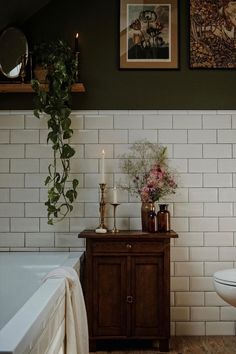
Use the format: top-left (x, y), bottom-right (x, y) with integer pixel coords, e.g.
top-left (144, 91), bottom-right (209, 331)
top-left (113, 186), bottom-right (117, 203)
top-left (101, 149), bottom-right (105, 183)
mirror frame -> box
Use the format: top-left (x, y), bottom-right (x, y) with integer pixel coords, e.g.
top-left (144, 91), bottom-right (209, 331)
top-left (0, 26), bottom-right (28, 79)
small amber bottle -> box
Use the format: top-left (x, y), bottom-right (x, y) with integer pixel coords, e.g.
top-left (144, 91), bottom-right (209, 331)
top-left (147, 205), bottom-right (156, 233)
top-left (156, 204), bottom-right (170, 232)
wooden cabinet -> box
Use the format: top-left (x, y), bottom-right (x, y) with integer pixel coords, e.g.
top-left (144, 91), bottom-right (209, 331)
top-left (79, 230), bottom-right (178, 352)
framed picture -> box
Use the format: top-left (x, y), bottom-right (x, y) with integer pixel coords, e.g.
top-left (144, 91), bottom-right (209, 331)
top-left (120, 0), bottom-right (179, 69)
top-left (190, 0), bottom-right (236, 69)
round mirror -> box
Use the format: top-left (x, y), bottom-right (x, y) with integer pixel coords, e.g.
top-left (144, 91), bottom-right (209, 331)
top-left (0, 27), bottom-right (28, 78)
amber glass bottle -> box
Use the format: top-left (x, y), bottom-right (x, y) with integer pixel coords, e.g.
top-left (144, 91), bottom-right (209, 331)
top-left (156, 204), bottom-right (170, 232)
top-left (147, 205), bottom-right (156, 233)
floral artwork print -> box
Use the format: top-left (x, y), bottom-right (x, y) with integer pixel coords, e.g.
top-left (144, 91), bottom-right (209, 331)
top-left (190, 0), bottom-right (236, 68)
top-left (128, 5), bottom-right (170, 61)
top-left (120, 0), bottom-right (178, 69)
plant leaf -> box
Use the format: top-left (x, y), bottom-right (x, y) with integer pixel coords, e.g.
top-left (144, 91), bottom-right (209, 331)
top-left (72, 179), bottom-right (79, 190)
top-left (61, 144), bottom-right (75, 158)
top-left (63, 129), bottom-right (73, 139)
top-left (45, 176), bottom-right (51, 185)
top-left (66, 190), bottom-right (74, 203)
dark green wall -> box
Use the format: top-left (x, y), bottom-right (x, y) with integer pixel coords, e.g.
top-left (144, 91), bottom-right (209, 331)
top-left (0, 0), bottom-right (235, 110)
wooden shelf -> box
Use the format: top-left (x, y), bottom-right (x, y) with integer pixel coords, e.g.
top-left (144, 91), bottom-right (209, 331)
top-left (0, 83), bottom-right (85, 93)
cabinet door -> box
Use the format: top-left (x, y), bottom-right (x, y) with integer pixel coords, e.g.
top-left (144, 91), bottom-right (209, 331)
top-left (93, 256), bottom-right (127, 337)
top-left (131, 255), bottom-right (167, 337)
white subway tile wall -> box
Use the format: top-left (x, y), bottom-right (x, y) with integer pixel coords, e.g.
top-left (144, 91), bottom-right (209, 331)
top-left (0, 110), bottom-right (236, 335)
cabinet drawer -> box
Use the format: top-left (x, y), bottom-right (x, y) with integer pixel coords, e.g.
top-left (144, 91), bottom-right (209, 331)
top-left (92, 241), bottom-right (165, 253)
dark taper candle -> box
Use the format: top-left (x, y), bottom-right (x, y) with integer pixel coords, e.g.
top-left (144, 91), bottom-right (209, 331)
top-left (75, 32), bottom-right (79, 52)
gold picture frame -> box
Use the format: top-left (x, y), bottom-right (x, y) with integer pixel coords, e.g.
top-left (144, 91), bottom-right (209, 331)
top-left (120, 0), bottom-right (179, 69)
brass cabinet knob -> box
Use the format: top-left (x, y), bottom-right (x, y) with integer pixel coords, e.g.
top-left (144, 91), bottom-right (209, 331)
top-left (126, 244), bottom-right (132, 249)
top-left (126, 295), bottom-right (133, 303)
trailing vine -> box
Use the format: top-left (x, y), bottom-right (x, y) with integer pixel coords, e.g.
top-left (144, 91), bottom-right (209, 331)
top-left (32, 40), bottom-right (79, 224)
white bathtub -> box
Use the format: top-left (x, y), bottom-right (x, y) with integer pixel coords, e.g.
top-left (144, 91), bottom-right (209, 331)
top-left (0, 252), bottom-right (84, 354)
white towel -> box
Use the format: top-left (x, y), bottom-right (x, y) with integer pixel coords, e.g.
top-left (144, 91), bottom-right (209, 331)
top-left (44, 266), bottom-right (89, 354)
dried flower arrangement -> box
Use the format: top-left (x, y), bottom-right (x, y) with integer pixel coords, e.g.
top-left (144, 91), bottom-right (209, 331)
top-left (119, 140), bottom-right (177, 203)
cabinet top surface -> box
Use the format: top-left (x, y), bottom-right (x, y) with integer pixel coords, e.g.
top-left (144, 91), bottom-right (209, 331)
top-left (79, 230), bottom-right (178, 239)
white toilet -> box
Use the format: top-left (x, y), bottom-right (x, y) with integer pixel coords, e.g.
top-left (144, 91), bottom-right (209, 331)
top-left (213, 269), bottom-right (236, 307)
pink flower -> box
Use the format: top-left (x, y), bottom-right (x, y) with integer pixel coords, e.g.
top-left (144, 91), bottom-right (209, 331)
top-left (138, 162), bottom-right (177, 202)
top-left (150, 165), bottom-right (165, 180)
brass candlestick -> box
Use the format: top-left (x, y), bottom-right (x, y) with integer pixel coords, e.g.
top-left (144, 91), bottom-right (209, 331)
top-left (110, 203), bottom-right (120, 233)
top-left (29, 51), bottom-right (33, 81)
top-left (20, 54), bottom-right (28, 83)
top-left (96, 183), bottom-right (107, 231)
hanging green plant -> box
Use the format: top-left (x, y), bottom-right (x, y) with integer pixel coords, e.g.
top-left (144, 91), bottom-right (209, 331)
top-left (32, 39), bottom-right (79, 225)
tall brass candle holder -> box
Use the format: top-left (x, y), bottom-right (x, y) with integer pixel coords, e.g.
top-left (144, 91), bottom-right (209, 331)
top-left (20, 54), bottom-right (28, 83)
top-left (95, 183), bottom-right (108, 233)
top-left (110, 203), bottom-right (120, 233)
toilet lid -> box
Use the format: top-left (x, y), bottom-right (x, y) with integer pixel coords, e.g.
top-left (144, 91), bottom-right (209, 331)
top-left (214, 269), bottom-right (236, 286)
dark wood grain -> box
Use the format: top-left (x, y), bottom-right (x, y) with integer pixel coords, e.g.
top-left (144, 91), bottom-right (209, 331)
top-left (92, 241), bottom-right (165, 254)
top-left (131, 256), bottom-right (164, 337)
top-left (0, 83), bottom-right (85, 93)
top-left (80, 230), bottom-right (177, 352)
top-left (93, 256), bottom-right (127, 337)
top-left (79, 230), bottom-right (178, 240)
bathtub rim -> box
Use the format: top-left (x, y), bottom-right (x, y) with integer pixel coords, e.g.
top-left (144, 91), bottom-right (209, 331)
top-left (0, 251), bottom-right (84, 354)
